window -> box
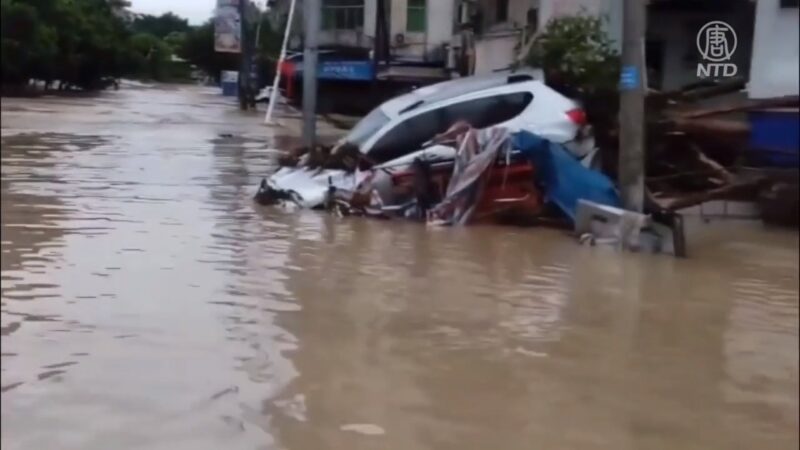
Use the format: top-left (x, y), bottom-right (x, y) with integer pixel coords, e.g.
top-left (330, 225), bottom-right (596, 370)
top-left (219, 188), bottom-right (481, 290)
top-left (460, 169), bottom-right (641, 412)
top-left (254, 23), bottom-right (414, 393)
top-left (367, 92), bottom-right (534, 163)
top-left (368, 108), bottom-right (446, 163)
top-left (407, 0), bottom-right (426, 32)
top-left (497, 0), bottom-right (509, 22)
top-left (322, 0), bottom-right (364, 30)
top-left (526, 7), bottom-right (538, 31)
top-left (345, 107), bottom-right (391, 147)
top-left (442, 92), bottom-right (533, 129)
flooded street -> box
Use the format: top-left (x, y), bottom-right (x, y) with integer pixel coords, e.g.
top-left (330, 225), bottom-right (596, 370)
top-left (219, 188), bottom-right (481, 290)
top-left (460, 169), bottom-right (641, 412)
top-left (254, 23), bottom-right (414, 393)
top-left (1, 85), bottom-right (798, 450)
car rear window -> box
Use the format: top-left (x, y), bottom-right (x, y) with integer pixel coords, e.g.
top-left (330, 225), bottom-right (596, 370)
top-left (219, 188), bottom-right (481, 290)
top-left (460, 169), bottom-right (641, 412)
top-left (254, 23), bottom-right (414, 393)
top-left (367, 92), bottom-right (533, 164)
top-left (442, 92), bottom-right (533, 129)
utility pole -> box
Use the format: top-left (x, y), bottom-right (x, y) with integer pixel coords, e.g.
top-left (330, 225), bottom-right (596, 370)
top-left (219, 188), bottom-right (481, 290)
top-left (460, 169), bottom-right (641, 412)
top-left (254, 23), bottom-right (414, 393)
top-left (618, 0), bottom-right (646, 212)
top-left (302, 0), bottom-right (321, 147)
top-left (238, 0), bottom-right (252, 110)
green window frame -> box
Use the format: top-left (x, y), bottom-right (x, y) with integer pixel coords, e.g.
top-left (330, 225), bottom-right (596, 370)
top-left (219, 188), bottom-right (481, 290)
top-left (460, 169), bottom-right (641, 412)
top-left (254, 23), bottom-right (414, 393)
top-left (406, 0), bottom-right (426, 32)
top-left (322, 0), bottom-right (365, 30)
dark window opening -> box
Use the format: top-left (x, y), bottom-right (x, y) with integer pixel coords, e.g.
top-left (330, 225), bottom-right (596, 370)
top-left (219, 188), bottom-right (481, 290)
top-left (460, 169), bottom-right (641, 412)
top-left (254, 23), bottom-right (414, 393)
top-left (497, 0), bottom-right (509, 22)
top-left (322, 0), bottom-right (365, 30)
top-left (526, 8), bottom-right (539, 32)
top-left (645, 39), bottom-right (665, 90)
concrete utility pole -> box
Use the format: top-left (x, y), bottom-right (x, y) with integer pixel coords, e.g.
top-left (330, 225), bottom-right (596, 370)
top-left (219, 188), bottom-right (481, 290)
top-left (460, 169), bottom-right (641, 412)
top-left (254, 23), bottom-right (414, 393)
top-left (618, 0), bottom-right (646, 212)
top-left (238, 0), bottom-right (251, 110)
top-left (302, 0), bottom-right (321, 147)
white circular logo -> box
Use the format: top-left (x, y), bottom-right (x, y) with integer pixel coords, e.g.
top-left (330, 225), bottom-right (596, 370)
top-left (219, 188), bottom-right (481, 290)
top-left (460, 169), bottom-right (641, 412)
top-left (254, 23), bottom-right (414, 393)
top-left (696, 21), bottom-right (737, 62)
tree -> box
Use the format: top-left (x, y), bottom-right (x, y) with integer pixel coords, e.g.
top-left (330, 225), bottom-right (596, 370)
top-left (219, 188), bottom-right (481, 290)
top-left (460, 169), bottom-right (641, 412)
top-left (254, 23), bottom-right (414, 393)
top-left (522, 14), bottom-right (621, 174)
top-left (1, 0), bottom-right (58, 85)
top-left (1, 0), bottom-right (169, 90)
top-left (523, 14), bottom-right (620, 100)
top-left (163, 31), bottom-right (186, 54)
top-left (129, 32), bottom-right (170, 80)
top-left (179, 20), bottom-right (240, 83)
top-left (132, 12), bottom-right (190, 39)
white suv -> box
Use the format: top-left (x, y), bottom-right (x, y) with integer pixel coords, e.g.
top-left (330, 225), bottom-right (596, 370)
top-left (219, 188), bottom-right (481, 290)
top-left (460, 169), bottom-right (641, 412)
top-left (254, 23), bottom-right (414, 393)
top-left (343, 69), bottom-right (594, 164)
top-left (263, 70), bottom-right (596, 208)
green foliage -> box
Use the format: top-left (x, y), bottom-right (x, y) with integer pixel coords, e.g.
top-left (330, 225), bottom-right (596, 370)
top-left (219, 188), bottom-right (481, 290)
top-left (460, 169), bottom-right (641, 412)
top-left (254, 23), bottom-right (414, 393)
top-left (256, 14), bottom-right (281, 61)
top-left (1, 0), bottom-right (58, 83)
top-left (177, 15), bottom-right (283, 84)
top-left (163, 31), bottom-right (186, 53)
top-left (129, 32), bottom-right (170, 80)
top-left (179, 20), bottom-right (233, 82)
top-left (2, 2), bottom-right (199, 90)
top-left (2, 1), bottom-right (281, 89)
top-left (522, 13), bottom-right (623, 171)
top-left (131, 12), bottom-right (190, 39)
top-left (523, 14), bottom-right (620, 99)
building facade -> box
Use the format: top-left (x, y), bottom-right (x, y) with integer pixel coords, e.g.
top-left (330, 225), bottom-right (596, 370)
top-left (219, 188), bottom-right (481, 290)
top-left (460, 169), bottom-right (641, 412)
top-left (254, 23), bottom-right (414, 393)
top-left (269, 0), bottom-right (799, 97)
top-left (467, 0), bottom-right (623, 75)
top-left (270, 0), bottom-right (458, 64)
top-left (748, 0), bottom-right (799, 98)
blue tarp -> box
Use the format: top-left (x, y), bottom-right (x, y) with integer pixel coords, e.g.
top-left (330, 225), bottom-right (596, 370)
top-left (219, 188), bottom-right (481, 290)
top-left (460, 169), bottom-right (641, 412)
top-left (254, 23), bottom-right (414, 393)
top-left (512, 131), bottom-right (621, 222)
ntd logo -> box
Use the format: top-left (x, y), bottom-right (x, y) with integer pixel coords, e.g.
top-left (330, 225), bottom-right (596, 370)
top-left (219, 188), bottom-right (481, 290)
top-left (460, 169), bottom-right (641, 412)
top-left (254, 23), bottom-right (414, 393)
top-left (696, 21), bottom-right (738, 78)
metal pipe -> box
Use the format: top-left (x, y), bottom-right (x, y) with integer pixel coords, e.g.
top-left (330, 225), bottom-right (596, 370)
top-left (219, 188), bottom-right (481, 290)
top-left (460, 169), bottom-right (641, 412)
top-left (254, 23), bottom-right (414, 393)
top-left (264, 0), bottom-right (299, 124)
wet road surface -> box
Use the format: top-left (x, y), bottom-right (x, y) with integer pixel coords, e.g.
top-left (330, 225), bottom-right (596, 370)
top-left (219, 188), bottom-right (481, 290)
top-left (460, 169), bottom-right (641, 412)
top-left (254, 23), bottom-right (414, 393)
top-left (1, 85), bottom-right (798, 450)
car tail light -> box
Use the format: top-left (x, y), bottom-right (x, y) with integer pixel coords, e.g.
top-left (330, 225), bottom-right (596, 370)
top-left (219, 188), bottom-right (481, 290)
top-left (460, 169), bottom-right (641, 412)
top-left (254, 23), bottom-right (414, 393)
top-left (566, 108), bottom-right (587, 126)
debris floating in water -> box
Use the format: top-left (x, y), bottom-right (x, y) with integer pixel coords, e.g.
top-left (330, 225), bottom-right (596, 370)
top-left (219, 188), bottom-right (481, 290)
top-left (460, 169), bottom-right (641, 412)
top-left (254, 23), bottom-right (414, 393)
top-left (340, 423), bottom-right (386, 436)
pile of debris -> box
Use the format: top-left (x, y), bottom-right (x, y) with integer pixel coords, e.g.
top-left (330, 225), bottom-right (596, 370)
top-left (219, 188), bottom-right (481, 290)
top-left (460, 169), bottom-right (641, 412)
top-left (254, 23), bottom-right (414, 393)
top-left (599, 78), bottom-right (799, 221)
top-left (254, 76), bottom-right (797, 258)
top-left (255, 122), bottom-right (686, 254)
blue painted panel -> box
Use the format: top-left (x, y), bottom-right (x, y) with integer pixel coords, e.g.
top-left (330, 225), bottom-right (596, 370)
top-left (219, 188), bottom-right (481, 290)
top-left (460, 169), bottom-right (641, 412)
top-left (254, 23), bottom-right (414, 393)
top-left (748, 109), bottom-right (800, 167)
top-left (619, 65), bottom-right (639, 91)
top-left (293, 60), bottom-right (375, 81)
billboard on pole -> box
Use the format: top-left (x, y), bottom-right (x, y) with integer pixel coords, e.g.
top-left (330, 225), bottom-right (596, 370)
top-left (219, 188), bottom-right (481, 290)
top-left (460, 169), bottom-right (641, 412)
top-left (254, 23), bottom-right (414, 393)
top-left (215, 0), bottom-right (241, 53)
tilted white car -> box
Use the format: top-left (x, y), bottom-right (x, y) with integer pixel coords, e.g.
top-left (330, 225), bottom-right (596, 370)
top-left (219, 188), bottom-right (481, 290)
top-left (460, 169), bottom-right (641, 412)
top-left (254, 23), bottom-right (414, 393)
top-left (263, 69), bottom-right (597, 208)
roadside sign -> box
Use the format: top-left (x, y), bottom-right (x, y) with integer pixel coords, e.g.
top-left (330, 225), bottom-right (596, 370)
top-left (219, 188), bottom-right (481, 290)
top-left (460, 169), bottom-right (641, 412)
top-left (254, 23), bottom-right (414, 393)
top-left (215, 0), bottom-right (241, 53)
top-left (619, 65), bottom-right (639, 91)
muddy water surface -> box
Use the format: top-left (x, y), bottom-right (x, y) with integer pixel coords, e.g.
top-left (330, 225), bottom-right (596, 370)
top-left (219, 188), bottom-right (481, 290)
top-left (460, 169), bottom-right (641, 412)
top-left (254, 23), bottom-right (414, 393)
top-left (1, 86), bottom-right (798, 450)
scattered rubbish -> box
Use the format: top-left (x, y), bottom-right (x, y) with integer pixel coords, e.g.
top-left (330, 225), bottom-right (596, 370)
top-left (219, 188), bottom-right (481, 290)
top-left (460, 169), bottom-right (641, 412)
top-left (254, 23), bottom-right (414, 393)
top-left (340, 423), bottom-right (386, 436)
top-left (638, 84), bottom-right (799, 226)
top-left (427, 127), bottom-right (515, 225)
top-left (758, 181), bottom-right (800, 227)
top-left (253, 73), bottom-right (799, 256)
top-left (256, 122), bottom-right (619, 229)
top-left (255, 86), bottom-right (282, 104)
top-left (513, 347), bottom-right (548, 358)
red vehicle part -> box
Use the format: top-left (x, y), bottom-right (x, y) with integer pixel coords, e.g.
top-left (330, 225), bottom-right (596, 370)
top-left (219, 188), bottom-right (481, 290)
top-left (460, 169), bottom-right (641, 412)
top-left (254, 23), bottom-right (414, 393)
top-left (278, 60), bottom-right (296, 100)
top-left (389, 160), bottom-right (542, 222)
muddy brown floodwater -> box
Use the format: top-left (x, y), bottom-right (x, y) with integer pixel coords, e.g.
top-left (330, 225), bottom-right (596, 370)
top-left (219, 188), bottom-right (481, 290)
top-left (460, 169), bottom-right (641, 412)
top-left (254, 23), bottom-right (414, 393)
top-left (1, 85), bottom-right (798, 450)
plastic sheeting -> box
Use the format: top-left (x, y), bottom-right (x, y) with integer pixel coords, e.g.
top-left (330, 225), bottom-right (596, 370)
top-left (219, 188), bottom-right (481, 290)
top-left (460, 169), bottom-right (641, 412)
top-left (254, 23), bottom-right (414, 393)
top-left (511, 130), bottom-right (621, 222)
top-left (427, 127), bottom-right (512, 226)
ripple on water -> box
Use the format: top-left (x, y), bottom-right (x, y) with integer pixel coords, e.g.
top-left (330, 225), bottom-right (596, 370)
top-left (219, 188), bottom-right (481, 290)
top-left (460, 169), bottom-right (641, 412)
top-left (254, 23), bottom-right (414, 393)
top-left (2, 88), bottom-right (797, 450)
